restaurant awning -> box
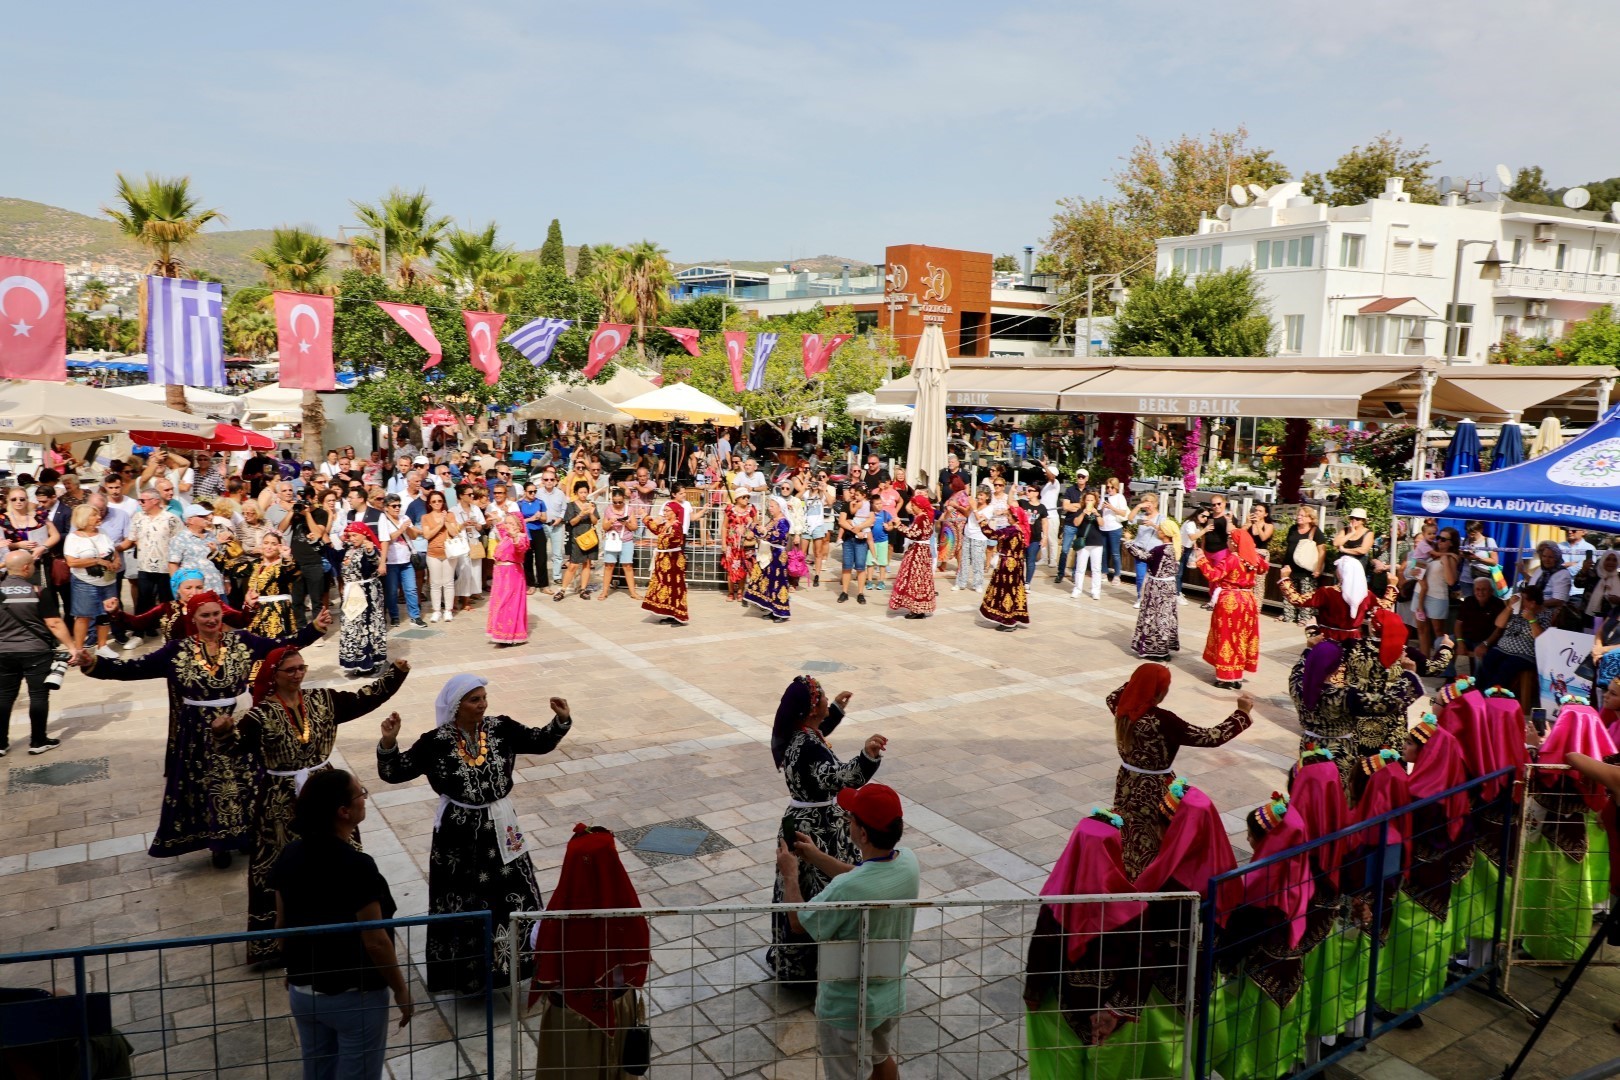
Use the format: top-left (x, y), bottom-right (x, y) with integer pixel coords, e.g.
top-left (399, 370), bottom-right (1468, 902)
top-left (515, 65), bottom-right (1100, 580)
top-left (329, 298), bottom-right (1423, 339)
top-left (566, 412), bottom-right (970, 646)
top-left (874, 366), bottom-right (1081, 411)
top-left (1055, 367), bottom-right (1403, 419)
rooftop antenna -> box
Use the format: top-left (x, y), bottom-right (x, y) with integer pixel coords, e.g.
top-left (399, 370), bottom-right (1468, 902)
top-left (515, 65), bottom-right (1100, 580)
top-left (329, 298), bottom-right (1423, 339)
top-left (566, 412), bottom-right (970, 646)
top-left (1495, 163), bottom-right (1513, 187)
top-left (1564, 187), bottom-right (1592, 210)
top-left (1230, 184), bottom-right (1250, 206)
top-left (1215, 204), bottom-right (1232, 221)
top-left (1439, 175), bottom-right (1455, 196)
top-left (1247, 183), bottom-right (1266, 199)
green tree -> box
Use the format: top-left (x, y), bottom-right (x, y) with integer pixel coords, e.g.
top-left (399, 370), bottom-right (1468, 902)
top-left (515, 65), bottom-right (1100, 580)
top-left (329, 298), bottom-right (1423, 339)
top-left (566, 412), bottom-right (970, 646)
top-left (572, 241), bottom-right (594, 281)
top-left (101, 172), bottom-right (226, 413)
top-left (79, 279), bottom-right (109, 312)
top-left (612, 241), bottom-right (675, 361)
top-left (249, 229), bottom-right (335, 459)
top-left (1044, 126), bottom-right (1289, 293)
top-left (226, 306), bottom-right (277, 359)
top-left (351, 187), bottom-right (451, 287)
top-left (1109, 267), bottom-right (1273, 357)
top-left (435, 222), bottom-right (522, 311)
top-left (1552, 306), bottom-right (1620, 366)
top-left (538, 218), bottom-right (566, 273)
top-left (992, 254), bottom-right (1019, 273)
top-left (1491, 330), bottom-right (1559, 365)
top-left (1300, 133), bottom-right (1439, 206)
top-left (1506, 166), bottom-right (1554, 205)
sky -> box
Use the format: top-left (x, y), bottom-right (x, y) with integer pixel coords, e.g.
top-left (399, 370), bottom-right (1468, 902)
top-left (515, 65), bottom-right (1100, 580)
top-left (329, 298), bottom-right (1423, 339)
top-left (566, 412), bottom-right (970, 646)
top-left (6, 0), bottom-right (1617, 264)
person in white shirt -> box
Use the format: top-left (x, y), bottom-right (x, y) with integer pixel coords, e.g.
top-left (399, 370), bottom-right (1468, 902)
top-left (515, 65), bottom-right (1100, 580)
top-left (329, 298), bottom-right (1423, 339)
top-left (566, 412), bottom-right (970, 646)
top-left (1039, 465), bottom-right (1062, 568)
top-left (1098, 476), bottom-right (1129, 585)
top-left (738, 459), bottom-right (768, 493)
top-left (1562, 528), bottom-right (1598, 602)
top-left (318, 451), bottom-right (344, 479)
top-left (1178, 509), bottom-right (1204, 607)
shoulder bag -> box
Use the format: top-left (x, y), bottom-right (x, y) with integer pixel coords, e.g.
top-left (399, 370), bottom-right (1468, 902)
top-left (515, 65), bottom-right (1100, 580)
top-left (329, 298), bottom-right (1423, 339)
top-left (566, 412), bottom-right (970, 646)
top-left (1292, 533), bottom-right (1320, 574)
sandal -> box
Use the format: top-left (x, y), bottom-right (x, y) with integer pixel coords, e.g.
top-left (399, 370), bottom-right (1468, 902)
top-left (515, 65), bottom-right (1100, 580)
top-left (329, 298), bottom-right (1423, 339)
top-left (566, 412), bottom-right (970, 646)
top-left (553, 591), bottom-right (565, 602)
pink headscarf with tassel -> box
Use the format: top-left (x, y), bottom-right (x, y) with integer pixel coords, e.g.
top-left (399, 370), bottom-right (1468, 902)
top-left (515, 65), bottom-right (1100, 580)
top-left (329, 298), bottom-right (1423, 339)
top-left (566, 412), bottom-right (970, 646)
top-left (1039, 815), bottom-right (1147, 962)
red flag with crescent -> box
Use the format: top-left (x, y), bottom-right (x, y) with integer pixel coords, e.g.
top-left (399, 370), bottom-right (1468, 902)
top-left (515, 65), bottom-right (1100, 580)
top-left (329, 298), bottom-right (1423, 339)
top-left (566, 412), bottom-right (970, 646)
top-left (583, 322), bottom-right (631, 379)
top-left (273, 291), bottom-right (335, 390)
top-left (462, 310), bottom-right (507, 386)
top-left (801, 333), bottom-right (823, 379)
top-left (724, 331), bottom-right (747, 393)
top-left (375, 301), bottom-right (443, 369)
top-left (0, 256), bottom-right (66, 381)
top-left (661, 326), bottom-right (702, 356)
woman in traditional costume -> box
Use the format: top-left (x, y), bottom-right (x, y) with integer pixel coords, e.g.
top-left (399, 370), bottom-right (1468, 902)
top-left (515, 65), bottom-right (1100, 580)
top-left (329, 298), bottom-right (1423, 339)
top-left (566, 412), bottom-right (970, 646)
top-left (1131, 518), bottom-right (1183, 661)
top-left (936, 478), bottom-right (970, 574)
top-left (1518, 699), bottom-right (1616, 962)
top-left (742, 496), bottom-right (791, 623)
top-left (1197, 528), bottom-right (1266, 688)
top-left (721, 491), bottom-right (755, 603)
top-left (485, 510), bottom-right (531, 645)
top-left (109, 567), bottom-right (249, 643)
top-left (1280, 556), bottom-right (1378, 642)
top-left (337, 523), bottom-right (388, 676)
top-left (640, 499), bottom-right (689, 626)
top-left (1109, 664), bottom-right (1253, 878)
top-left (1288, 636), bottom-right (1360, 791)
top-left (376, 674), bottom-right (573, 993)
top-left (245, 531), bottom-right (300, 639)
top-left (766, 676), bottom-right (883, 984)
top-left (980, 503), bottom-right (1030, 632)
top-left (1210, 794), bottom-right (1314, 1080)
top-left (527, 824), bottom-right (652, 1078)
top-left (1287, 746), bottom-right (1362, 1046)
top-left (888, 493), bottom-right (937, 619)
top-left (1342, 750), bottom-right (1410, 1030)
top-left (80, 592), bottom-right (329, 866)
top-left (1023, 810), bottom-right (1151, 1080)
top-left (222, 648), bottom-right (407, 961)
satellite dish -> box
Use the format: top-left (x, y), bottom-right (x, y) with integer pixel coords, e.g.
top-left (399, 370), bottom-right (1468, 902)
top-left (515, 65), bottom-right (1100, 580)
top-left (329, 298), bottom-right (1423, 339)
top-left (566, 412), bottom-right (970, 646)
top-left (1439, 176), bottom-right (1455, 195)
top-left (1611, 206), bottom-right (1620, 223)
top-left (1230, 185), bottom-right (1249, 206)
top-left (1247, 183), bottom-right (1266, 198)
top-left (1564, 187), bottom-right (1592, 209)
top-left (1496, 164), bottom-right (1513, 187)
top-left (1215, 204), bottom-right (1232, 221)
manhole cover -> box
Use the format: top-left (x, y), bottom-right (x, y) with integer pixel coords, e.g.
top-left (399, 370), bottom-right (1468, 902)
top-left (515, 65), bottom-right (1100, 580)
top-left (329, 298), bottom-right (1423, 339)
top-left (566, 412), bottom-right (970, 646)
top-left (8, 757), bottom-right (110, 792)
top-left (618, 816), bottom-right (736, 867)
top-left (802, 660), bottom-right (853, 673)
top-left (391, 628), bottom-right (443, 640)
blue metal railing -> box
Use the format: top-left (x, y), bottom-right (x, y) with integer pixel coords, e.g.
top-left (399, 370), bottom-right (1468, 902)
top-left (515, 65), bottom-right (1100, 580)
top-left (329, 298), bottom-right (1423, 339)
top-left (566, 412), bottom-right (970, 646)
top-left (0, 911), bottom-right (494, 1080)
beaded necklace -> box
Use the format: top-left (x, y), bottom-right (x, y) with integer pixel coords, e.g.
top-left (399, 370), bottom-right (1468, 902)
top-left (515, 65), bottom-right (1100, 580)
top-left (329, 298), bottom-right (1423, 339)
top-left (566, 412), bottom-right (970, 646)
top-left (453, 724), bottom-right (489, 767)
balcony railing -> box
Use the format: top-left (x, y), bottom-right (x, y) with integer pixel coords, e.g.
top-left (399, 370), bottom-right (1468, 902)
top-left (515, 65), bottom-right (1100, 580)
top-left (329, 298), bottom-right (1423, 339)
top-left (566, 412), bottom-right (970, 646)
top-left (1495, 265), bottom-right (1620, 297)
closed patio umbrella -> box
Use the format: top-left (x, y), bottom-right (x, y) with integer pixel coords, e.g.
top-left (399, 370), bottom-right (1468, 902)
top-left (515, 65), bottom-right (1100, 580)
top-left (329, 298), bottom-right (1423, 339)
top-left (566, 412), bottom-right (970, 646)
top-left (1484, 423), bottom-right (1529, 583)
top-left (1529, 416), bottom-right (1565, 546)
top-left (905, 325), bottom-right (951, 497)
top-left (1436, 417), bottom-right (1481, 538)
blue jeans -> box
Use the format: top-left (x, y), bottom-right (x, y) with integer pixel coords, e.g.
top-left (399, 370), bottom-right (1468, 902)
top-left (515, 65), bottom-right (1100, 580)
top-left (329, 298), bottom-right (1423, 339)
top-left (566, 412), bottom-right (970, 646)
top-left (1024, 539), bottom-right (1042, 585)
top-left (383, 561), bottom-right (420, 622)
top-left (545, 523), bottom-right (567, 583)
top-left (1135, 559), bottom-right (1149, 598)
top-left (1056, 525), bottom-right (1081, 580)
top-left (1101, 529), bottom-right (1122, 580)
top-left (288, 985), bottom-right (391, 1080)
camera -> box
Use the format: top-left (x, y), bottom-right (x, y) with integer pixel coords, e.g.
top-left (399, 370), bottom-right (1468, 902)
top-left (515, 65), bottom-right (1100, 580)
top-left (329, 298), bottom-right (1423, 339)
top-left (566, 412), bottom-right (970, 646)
top-left (45, 649), bottom-right (69, 690)
top-left (294, 500), bottom-right (309, 513)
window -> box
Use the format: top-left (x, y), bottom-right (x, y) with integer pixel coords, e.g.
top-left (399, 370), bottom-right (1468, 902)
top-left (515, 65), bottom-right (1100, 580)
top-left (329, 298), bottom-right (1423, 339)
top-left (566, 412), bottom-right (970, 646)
top-left (1255, 236), bottom-right (1313, 269)
top-left (1390, 239), bottom-right (1412, 274)
top-left (1511, 238), bottom-right (1526, 265)
top-left (1283, 315), bottom-right (1304, 353)
top-left (1595, 246), bottom-right (1607, 274)
top-left (1199, 246), bottom-right (1211, 273)
top-left (1340, 314), bottom-right (1358, 352)
top-left (1175, 244), bottom-right (1221, 274)
top-left (958, 311), bottom-right (984, 356)
top-left (1556, 243), bottom-right (1568, 270)
top-left (1255, 240), bottom-right (1269, 270)
top-left (1172, 248), bottom-right (1185, 271)
top-left (1363, 317), bottom-right (1384, 354)
top-left (1392, 316), bottom-right (1427, 354)
top-left (1445, 303), bottom-right (1475, 324)
top-left (1340, 234), bottom-right (1365, 268)
top-left (1446, 325), bottom-right (1472, 356)
top-left (1416, 242), bottom-right (1436, 275)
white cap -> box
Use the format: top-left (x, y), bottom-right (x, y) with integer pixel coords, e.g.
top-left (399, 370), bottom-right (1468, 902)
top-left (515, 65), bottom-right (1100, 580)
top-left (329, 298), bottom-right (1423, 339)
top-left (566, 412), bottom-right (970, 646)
top-left (413, 455), bottom-right (430, 465)
top-left (1348, 507), bottom-right (1368, 520)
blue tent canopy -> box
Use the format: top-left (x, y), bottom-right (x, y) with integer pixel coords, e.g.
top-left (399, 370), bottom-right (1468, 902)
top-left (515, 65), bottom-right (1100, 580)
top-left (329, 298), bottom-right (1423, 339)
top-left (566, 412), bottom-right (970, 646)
top-left (1394, 408), bottom-right (1620, 531)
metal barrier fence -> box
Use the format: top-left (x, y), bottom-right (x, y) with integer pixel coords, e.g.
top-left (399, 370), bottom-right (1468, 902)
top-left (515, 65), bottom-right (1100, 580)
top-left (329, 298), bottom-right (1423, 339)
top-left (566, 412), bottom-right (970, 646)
top-left (1196, 767), bottom-right (1516, 1080)
top-left (0, 912), bottom-right (493, 1080)
top-left (1499, 761), bottom-right (1617, 1015)
top-left (508, 893), bottom-right (1202, 1079)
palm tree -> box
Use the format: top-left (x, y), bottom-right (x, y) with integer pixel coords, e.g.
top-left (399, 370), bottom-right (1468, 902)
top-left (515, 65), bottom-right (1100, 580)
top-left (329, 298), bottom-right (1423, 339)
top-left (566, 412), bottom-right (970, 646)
top-left (436, 223), bottom-right (520, 311)
top-left (102, 173), bottom-right (225, 413)
top-left (250, 227), bottom-right (335, 460)
top-left (80, 279), bottom-right (109, 312)
top-left (351, 187), bottom-right (451, 287)
top-left (226, 307), bottom-right (277, 360)
top-left (613, 241), bottom-right (675, 361)
top-left (580, 244), bottom-right (624, 321)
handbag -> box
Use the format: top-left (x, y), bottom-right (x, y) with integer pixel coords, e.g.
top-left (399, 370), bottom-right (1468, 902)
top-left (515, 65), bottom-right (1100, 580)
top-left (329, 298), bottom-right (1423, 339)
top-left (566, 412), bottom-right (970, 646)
top-left (486, 535), bottom-right (501, 560)
top-left (1292, 536), bottom-right (1320, 573)
top-left (602, 528), bottom-right (624, 555)
top-left (574, 526), bottom-right (598, 553)
top-left (48, 553), bottom-right (69, 587)
top-left (444, 534), bottom-right (471, 559)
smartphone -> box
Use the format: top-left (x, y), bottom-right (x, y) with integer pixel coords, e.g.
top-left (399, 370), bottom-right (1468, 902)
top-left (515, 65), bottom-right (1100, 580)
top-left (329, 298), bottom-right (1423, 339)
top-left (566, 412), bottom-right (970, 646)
top-left (1530, 708), bottom-right (1548, 737)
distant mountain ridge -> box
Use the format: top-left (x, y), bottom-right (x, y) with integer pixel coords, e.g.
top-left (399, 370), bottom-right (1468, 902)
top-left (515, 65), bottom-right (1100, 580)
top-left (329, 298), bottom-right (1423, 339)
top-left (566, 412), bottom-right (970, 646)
top-left (0, 196), bottom-right (874, 286)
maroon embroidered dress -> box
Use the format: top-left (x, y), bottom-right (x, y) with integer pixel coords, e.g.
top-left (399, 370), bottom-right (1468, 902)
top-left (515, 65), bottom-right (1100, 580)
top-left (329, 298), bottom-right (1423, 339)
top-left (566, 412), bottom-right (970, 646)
top-left (888, 513), bottom-right (937, 615)
top-left (640, 513), bottom-right (689, 624)
top-left (1198, 547), bottom-right (1265, 681)
top-left (979, 524), bottom-right (1029, 626)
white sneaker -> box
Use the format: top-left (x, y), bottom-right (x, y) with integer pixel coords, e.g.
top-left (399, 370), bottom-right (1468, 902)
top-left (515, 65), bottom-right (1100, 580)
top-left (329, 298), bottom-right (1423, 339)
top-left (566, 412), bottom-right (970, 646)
top-left (122, 635), bottom-right (143, 651)
top-left (1070, 588), bottom-right (1082, 599)
top-left (429, 611), bottom-right (440, 623)
top-left (444, 610), bottom-right (454, 622)
top-left (1093, 592), bottom-right (1102, 601)
top-left (1132, 599), bottom-right (1141, 609)
top-left (96, 645), bottom-right (118, 660)
top-left (951, 585), bottom-right (961, 592)
top-left (1178, 598), bottom-right (1189, 607)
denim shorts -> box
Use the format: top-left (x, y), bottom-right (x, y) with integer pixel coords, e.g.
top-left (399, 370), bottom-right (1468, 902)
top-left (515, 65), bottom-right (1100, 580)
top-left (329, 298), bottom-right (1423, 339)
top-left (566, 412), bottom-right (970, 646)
top-left (841, 539), bottom-right (869, 571)
top-left (807, 522), bottom-right (830, 540)
top-left (70, 577), bottom-right (118, 620)
top-left (600, 542), bottom-right (634, 565)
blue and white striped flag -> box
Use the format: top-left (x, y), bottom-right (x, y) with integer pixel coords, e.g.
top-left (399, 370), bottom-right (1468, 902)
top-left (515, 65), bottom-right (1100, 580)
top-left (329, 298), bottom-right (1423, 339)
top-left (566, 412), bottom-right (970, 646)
top-left (146, 275), bottom-right (224, 386)
top-left (746, 332), bottom-right (778, 391)
top-left (504, 316), bottom-right (573, 367)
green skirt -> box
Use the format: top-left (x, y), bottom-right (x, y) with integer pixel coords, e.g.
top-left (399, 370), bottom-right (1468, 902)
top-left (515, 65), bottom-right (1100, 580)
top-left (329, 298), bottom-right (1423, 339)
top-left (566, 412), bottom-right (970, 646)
top-left (1376, 894), bottom-right (1449, 1013)
top-left (1134, 990), bottom-right (1190, 1080)
top-left (1025, 994), bottom-right (1141, 1080)
top-left (1519, 819), bottom-right (1607, 963)
top-left (1305, 928), bottom-right (1368, 1038)
top-left (1449, 852), bottom-right (1500, 957)
top-left (1209, 974), bottom-right (1310, 1080)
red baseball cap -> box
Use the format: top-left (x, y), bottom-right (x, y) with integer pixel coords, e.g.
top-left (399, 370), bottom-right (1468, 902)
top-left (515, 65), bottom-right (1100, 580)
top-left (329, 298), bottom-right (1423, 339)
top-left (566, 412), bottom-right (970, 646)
top-left (837, 784), bottom-right (903, 831)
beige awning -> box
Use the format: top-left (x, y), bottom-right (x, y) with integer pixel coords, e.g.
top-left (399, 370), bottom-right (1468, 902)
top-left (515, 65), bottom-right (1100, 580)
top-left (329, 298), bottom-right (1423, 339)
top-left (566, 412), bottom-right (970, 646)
top-left (1437, 376), bottom-right (1595, 420)
top-left (874, 367), bottom-right (1084, 411)
top-left (1056, 368), bottom-right (1400, 419)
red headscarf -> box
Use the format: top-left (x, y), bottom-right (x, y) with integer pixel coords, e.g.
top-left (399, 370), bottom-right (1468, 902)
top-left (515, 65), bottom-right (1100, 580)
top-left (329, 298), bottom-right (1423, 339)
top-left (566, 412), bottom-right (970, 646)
top-left (184, 590), bottom-right (223, 618)
top-left (1113, 663), bottom-right (1171, 726)
top-left (1288, 758), bottom-right (1349, 883)
top-left (1009, 503), bottom-right (1030, 545)
top-left (1040, 816), bottom-right (1146, 961)
top-left (1135, 785), bottom-right (1242, 919)
top-left (529, 825), bottom-right (650, 1029)
top-left (1353, 754), bottom-right (1411, 869)
top-left (1481, 693), bottom-right (1533, 803)
top-left (343, 521), bottom-right (381, 549)
top-left (1406, 725), bottom-right (1470, 840)
top-left (1371, 609), bottom-right (1409, 668)
top-left (1242, 803), bottom-right (1314, 947)
top-left (663, 500), bottom-right (687, 533)
top-left (251, 646), bottom-right (300, 706)
top-left (1229, 528), bottom-right (1263, 571)
top-left (1437, 687), bottom-right (1491, 785)
top-left (910, 493), bottom-right (934, 522)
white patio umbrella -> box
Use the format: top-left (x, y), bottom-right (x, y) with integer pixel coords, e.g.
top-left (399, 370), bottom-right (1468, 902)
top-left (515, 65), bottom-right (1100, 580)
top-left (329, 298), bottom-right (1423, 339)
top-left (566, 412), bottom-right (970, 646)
top-left (615, 382), bottom-right (742, 426)
top-left (0, 379), bottom-right (216, 441)
top-left (105, 382), bottom-right (244, 419)
top-left (513, 384), bottom-right (634, 425)
top-left (905, 324), bottom-right (951, 496)
top-left (592, 366), bottom-right (662, 404)
top-left (237, 384), bottom-right (305, 426)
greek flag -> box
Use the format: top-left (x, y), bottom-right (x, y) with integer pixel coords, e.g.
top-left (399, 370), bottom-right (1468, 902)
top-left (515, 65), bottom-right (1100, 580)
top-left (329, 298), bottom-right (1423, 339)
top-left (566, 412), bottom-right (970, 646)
top-left (504, 316), bottom-right (573, 367)
top-left (746, 332), bottom-right (778, 391)
top-left (146, 276), bottom-right (224, 386)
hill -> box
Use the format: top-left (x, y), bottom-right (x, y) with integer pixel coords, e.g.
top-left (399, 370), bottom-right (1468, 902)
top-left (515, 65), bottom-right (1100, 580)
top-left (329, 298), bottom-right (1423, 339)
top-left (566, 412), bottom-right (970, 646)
top-left (0, 197), bottom-right (278, 286)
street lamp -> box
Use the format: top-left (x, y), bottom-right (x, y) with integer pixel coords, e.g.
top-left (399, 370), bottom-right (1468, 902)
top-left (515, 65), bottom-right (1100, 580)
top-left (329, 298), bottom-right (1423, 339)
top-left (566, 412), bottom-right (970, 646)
top-left (1444, 240), bottom-right (1505, 364)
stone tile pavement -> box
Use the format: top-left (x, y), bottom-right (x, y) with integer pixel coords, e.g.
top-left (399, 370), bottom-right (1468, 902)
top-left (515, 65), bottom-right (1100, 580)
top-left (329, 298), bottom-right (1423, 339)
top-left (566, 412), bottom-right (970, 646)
top-left (2, 568), bottom-right (1614, 1077)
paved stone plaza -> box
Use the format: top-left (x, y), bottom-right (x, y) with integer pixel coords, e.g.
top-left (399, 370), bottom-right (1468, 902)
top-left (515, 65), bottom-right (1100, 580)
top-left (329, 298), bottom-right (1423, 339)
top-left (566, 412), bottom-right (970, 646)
top-left (1, 572), bottom-right (1615, 1078)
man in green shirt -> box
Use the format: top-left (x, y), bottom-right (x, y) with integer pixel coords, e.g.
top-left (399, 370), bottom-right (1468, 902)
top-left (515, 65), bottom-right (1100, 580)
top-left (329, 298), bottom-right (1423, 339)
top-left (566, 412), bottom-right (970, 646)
top-left (776, 783), bottom-right (920, 1080)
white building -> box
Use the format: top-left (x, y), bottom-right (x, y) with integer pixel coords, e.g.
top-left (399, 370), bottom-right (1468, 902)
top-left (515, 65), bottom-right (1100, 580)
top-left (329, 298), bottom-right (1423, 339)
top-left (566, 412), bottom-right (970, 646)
top-left (1155, 178), bottom-right (1620, 364)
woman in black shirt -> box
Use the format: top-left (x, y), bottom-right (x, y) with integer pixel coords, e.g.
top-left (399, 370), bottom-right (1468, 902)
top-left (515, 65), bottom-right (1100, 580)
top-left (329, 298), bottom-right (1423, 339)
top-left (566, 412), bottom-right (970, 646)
top-left (1278, 506), bottom-right (1326, 623)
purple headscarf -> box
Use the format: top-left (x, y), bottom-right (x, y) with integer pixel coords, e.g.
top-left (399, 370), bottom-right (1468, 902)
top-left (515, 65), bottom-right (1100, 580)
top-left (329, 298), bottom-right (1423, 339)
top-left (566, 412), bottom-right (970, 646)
top-left (1302, 640), bottom-right (1343, 712)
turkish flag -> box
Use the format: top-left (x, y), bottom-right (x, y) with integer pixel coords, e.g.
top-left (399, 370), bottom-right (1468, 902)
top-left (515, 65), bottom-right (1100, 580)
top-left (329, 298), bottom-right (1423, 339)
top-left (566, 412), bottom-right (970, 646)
top-left (0, 256), bottom-right (66, 381)
top-left (273, 292), bottom-right (335, 390)
top-left (818, 333), bottom-right (853, 373)
top-left (375, 301), bottom-right (443, 369)
top-left (462, 310), bottom-right (507, 386)
top-left (583, 322), bottom-right (631, 379)
top-left (724, 331), bottom-right (747, 393)
top-left (661, 326), bottom-right (702, 356)
top-left (801, 334), bottom-right (822, 379)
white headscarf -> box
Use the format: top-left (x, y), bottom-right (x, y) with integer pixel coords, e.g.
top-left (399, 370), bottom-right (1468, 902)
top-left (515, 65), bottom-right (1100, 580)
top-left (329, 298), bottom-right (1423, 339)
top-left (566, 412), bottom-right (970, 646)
top-left (769, 495), bottom-right (789, 518)
top-left (435, 673), bottom-right (489, 728)
top-left (1336, 555), bottom-right (1368, 617)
